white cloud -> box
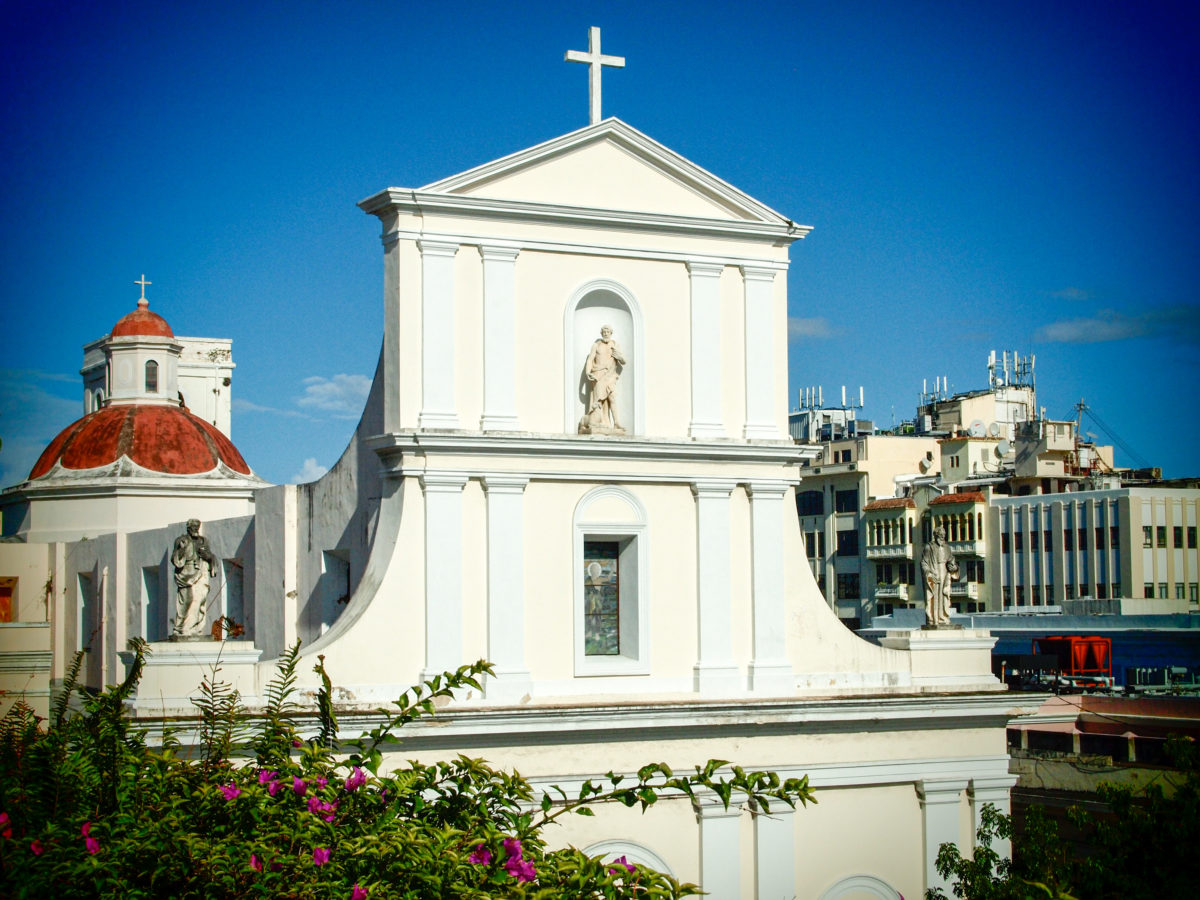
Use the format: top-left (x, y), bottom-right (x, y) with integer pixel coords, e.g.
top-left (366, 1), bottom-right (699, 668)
top-left (232, 397), bottom-right (312, 419)
top-left (290, 457), bottom-right (329, 484)
top-left (297, 374), bottom-right (371, 418)
top-left (1035, 305), bottom-right (1200, 345)
top-left (787, 317), bottom-right (834, 340)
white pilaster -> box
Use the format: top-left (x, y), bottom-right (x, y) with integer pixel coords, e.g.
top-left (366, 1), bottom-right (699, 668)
top-left (479, 246), bottom-right (521, 431)
top-left (692, 480), bottom-right (740, 694)
top-left (917, 778), bottom-right (968, 896)
top-left (970, 775), bottom-right (1018, 860)
top-left (741, 267), bottom-right (777, 440)
top-left (687, 261), bottom-right (726, 438)
top-left (696, 798), bottom-right (742, 899)
top-left (746, 482), bottom-right (794, 694)
top-left (380, 215), bottom-right (402, 433)
top-left (755, 805), bottom-right (795, 900)
top-left (481, 474), bottom-right (532, 702)
top-left (418, 241), bottom-right (460, 430)
top-left (420, 472), bottom-right (468, 681)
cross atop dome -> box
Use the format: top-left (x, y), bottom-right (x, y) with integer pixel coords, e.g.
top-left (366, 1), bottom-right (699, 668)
top-left (565, 26), bottom-right (624, 125)
top-left (135, 274), bottom-right (152, 309)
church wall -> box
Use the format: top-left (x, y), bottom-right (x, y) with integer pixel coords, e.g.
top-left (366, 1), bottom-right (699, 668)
top-left (719, 266), bottom-right (748, 438)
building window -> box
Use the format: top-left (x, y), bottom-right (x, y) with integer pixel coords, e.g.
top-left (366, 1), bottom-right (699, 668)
top-left (1095, 527), bottom-right (1104, 550)
top-left (1065, 585), bottom-right (1075, 600)
top-left (1032, 585), bottom-right (1042, 604)
top-left (1079, 583), bottom-right (1090, 598)
top-left (1159, 583), bottom-right (1168, 599)
top-left (1144, 583), bottom-right (1153, 598)
top-left (1001, 533), bottom-right (1010, 554)
top-left (1189, 526), bottom-right (1197, 549)
top-left (1110, 526), bottom-right (1120, 549)
top-left (1157, 526), bottom-right (1167, 548)
top-left (877, 602), bottom-right (894, 616)
top-left (836, 573), bottom-right (860, 600)
top-left (1174, 526), bottom-right (1184, 549)
top-left (1176, 583), bottom-right (1186, 601)
top-left (1014, 532), bottom-right (1023, 552)
top-left (1190, 584), bottom-right (1198, 603)
top-left (1143, 526), bottom-right (1153, 548)
top-left (796, 490), bottom-right (823, 517)
top-left (805, 532), bottom-right (816, 558)
top-left (1044, 530), bottom-right (1052, 552)
top-left (584, 541), bottom-right (621, 655)
top-left (0, 577), bottom-right (14, 622)
top-left (144, 360), bottom-right (159, 393)
top-left (836, 529), bottom-right (859, 557)
top-left (1016, 586), bottom-right (1025, 606)
top-left (1078, 529), bottom-right (1087, 552)
top-left (573, 486), bottom-right (648, 676)
top-left (1096, 583), bottom-right (1107, 600)
top-left (834, 489), bottom-right (859, 513)
top-left (1064, 530), bottom-right (1073, 551)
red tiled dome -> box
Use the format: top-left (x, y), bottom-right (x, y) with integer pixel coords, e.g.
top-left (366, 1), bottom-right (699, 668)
top-left (111, 304), bottom-right (174, 338)
top-left (28, 405), bottom-right (251, 479)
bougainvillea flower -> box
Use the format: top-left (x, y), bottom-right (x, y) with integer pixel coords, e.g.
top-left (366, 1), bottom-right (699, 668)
top-left (258, 770), bottom-right (278, 786)
top-left (504, 856), bottom-right (537, 882)
top-left (292, 738), bottom-right (303, 748)
top-left (313, 847), bottom-right (331, 866)
top-left (85, 836), bottom-right (100, 855)
top-left (30, 839), bottom-right (44, 856)
top-left (292, 776), bottom-right (307, 796)
top-left (220, 783), bottom-right (242, 801)
top-left (250, 853), bottom-right (263, 872)
top-left (344, 766), bottom-right (366, 792)
top-left (80, 822), bottom-right (91, 837)
top-left (0, 812), bottom-right (11, 839)
top-left (502, 837), bottom-right (522, 859)
top-left (314, 776), bottom-right (329, 789)
top-left (608, 855), bottom-right (636, 874)
top-left (351, 885), bottom-right (368, 900)
top-left (468, 844), bottom-right (493, 865)
top-left (267, 780), bottom-right (283, 797)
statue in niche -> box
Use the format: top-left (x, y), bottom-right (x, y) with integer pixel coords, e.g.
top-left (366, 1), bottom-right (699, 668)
top-left (920, 526), bottom-right (960, 629)
top-left (171, 518), bottom-right (216, 640)
top-left (578, 325), bottom-right (627, 435)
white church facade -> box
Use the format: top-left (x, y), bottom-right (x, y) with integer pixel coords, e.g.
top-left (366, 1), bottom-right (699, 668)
top-left (1, 114), bottom-right (1027, 898)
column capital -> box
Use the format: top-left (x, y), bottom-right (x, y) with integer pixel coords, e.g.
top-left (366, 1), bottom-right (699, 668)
top-left (694, 796), bottom-right (743, 820)
top-left (745, 480), bottom-right (790, 498)
top-left (478, 244), bottom-right (521, 262)
top-left (691, 479), bottom-right (737, 498)
top-left (419, 471), bottom-right (470, 491)
top-left (417, 239), bottom-right (460, 257)
top-left (916, 778), bottom-right (969, 804)
top-left (686, 260), bottom-right (725, 278)
top-left (740, 265), bottom-right (777, 283)
top-left (481, 474), bottom-right (530, 494)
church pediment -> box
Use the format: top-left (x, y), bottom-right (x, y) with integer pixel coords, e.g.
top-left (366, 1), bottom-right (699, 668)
top-left (418, 119), bottom-right (790, 225)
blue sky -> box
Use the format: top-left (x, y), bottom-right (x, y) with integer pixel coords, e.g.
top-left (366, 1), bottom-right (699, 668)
top-left (2, 0), bottom-right (1197, 486)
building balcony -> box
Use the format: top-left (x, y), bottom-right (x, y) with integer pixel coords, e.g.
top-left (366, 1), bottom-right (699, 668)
top-left (866, 543), bottom-right (913, 560)
top-left (950, 582), bottom-right (980, 599)
top-left (874, 583), bottom-right (909, 600)
top-left (948, 539), bottom-right (986, 556)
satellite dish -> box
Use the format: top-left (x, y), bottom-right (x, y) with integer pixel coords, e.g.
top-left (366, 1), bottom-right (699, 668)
top-left (918, 458), bottom-right (931, 473)
top-left (997, 440), bottom-right (1011, 457)
top-left (969, 420), bottom-right (986, 438)
top-left (987, 422), bottom-right (1001, 437)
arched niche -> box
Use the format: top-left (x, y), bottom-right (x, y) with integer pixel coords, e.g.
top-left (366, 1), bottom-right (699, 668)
top-left (563, 280), bottom-right (644, 436)
top-left (818, 873), bottom-right (904, 900)
top-left (581, 839), bottom-right (674, 878)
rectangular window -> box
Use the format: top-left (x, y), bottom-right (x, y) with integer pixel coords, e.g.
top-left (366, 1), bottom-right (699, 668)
top-left (1143, 526), bottom-right (1153, 548)
top-left (796, 490), bottom-right (824, 517)
top-left (1066, 584), bottom-right (1076, 600)
top-left (583, 541), bottom-right (620, 656)
top-left (834, 489), bottom-right (859, 514)
top-left (1016, 586), bottom-right (1025, 606)
top-left (1096, 583), bottom-right (1107, 600)
top-left (1174, 526), bottom-right (1184, 549)
top-left (0, 577), bottom-right (14, 622)
top-left (1189, 527), bottom-right (1197, 549)
top-left (1159, 583), bottom-right (1169, 599)
top-left (1044, 530), bottom-right (1053, 552)
top-left (1014, 532), bottom-right (1023, 552)
top-left (836, 529), bottom-right (859, 557)
top-left (1177, 583), bottom-right (1186, 600)
top-left (836, 573), bottom-right (860, 600)
top-left (1001, 533), bottom-right (1010, 554)
top-left (1078, 529), bottom-right (1087, 551)
top-left (805, 532), bottom-right (816, 558)
top-left (1079, 584), bottom-right (1089, 598)
top-left (1032, 585), bottom-right (1042, 604)
top-left (1110, 526), bottom-right (1119, 549)
top-left (1095, 527), bottom-right (1104, 550)
top-left (1157, 526), bottom-right (1167, 548)
top-left (1002, 586), bottom-right (1012, 605)
top-left (1145, 583), bottom-right (1154, 598)
top-left (819, 531), bottom-right (826, 558)
top-left (1190, 584), bottom-right (1198, 603)
top-left (1064, 530), bottom-right (1074, 551)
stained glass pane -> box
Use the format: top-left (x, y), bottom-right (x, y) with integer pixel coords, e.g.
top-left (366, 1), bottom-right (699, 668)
top-left (584, 541), bottom-right (619, 655)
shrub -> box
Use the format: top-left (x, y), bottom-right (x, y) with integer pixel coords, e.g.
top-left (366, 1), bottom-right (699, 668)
top-left (1, 640), bottom-right (814, 898)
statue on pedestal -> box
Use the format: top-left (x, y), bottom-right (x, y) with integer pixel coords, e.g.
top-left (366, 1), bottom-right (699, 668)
top-left (171, 519), bottom-right (215, 639)
top-left (578, 325), bottom-right (627, 435)
top-left (921, 526), bottom-right (959, 629)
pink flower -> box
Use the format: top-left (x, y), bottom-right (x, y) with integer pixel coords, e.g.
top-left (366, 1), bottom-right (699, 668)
top-left (351, 885), bottom-right (368, 900)
top-left (250, 853), bottom-right (263, 872)
top-left (608, 855), bottom-right (636, 875)
top-left (344, 766), bottom-right (366, 792)
top-left (502, 837), bottom-right (522, 859)
top-left (292, 738), bottom-right (303, 748)
top-left (267, 780), bottom-right (283, 797)
top-left (292, 776), bottom-right (307, 796)
top-left (468, 844), bottom-right (492, 865)
top-left (313, 847), bottom-right (331, 866)
top-left (0, 812), bottom-right (11, 840)
top-left (307, 795), bottom-right (338, 821)
top-left (80, 821), bottom-right (91, 837)
top-left (504, 855), bottom-right (537, 883)
top-left (86, 836), bottom-right (100, 855)
top-left (30, 839), bottom-right (44, 856)
top-left (220, 783), bottom-right (242, 801)
top-left (314, 776), bottom-right (329, 789)
top-left (258, 770), bottom-right (278, 786)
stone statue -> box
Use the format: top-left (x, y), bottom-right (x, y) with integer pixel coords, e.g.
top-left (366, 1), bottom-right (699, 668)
top-left (578, 325), bottom-right (626, 435)
top-left (920, 526), bottom-right (959, 628)
top-left (171, 518), bottom-right (216, 639)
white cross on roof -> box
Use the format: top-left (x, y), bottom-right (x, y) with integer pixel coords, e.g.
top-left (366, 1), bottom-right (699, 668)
top-left (565, 26), bottom-right (625, 125)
